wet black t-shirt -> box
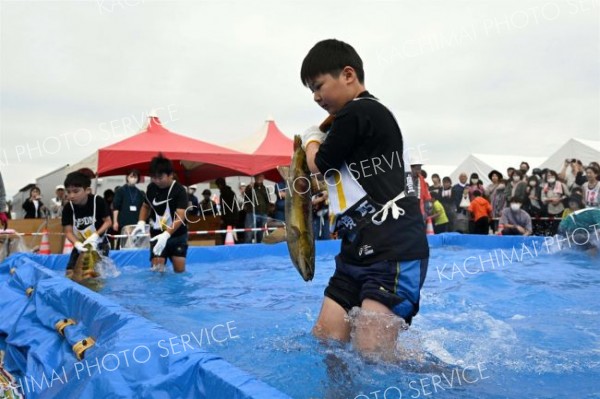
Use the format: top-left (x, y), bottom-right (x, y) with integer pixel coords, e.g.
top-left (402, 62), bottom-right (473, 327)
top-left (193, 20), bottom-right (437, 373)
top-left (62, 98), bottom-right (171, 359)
top-left (315, 92), bottom-right (429, 264)
top-left (62, 195), bottom-right (109, 233)
top-left (144, 181), bottom-right (189, 238)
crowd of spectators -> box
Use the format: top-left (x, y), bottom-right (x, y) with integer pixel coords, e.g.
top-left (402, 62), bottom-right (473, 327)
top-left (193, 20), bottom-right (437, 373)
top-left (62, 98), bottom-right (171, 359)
top-left (425, 160), bottom-right (600, 236)
top-left (8, 157), bottom-right (599, 243)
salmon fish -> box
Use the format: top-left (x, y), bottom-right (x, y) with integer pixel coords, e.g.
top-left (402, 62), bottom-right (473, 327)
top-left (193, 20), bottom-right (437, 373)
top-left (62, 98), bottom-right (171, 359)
top-left (71, 244), bottom-right (101, 283)
top-left (284, 136), bottom-right (315, 281)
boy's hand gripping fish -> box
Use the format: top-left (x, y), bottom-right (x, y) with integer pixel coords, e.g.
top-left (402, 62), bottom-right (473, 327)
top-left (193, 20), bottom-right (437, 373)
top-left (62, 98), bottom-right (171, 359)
top-left (71, 243), bottom-right (101, 282)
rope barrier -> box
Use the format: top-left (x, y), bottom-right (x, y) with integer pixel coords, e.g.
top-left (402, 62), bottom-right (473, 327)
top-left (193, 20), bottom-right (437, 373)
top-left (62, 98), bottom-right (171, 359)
top-left (1, 226), bottom-right (281, 238)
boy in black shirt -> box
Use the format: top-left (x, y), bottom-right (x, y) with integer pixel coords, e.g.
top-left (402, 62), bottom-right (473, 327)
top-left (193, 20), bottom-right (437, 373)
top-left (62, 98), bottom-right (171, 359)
top-left (300, 39), bottom-right (429, 359)
top-left (132, 154), bottom-right (189, 273)
top-left (62, 172), bottom-right (112, 278)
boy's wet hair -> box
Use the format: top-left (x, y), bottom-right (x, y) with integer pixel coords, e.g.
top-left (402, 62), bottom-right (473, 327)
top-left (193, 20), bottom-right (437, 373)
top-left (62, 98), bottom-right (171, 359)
top-left (149, 153), bottom-right (174, 176)
top-left (64, 171), bottom-right (91, 189)
top-left (300, 39), bottom-right (364, 86)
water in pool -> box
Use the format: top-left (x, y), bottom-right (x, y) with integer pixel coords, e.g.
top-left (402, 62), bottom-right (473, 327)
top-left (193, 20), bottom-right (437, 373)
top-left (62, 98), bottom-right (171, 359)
top-left (99, 245), bottom-right (600, 399)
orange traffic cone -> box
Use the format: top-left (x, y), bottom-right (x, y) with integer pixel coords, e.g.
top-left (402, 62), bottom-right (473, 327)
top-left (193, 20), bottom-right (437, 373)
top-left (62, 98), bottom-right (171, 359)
top-left (62, 238), bottom-right (74, 254)
top-left (225, 225), bottom-right (235, 246)
top-left (39, 229), bottom-right (51, 255)
top-left (425, 217), bottom-right (435, 235)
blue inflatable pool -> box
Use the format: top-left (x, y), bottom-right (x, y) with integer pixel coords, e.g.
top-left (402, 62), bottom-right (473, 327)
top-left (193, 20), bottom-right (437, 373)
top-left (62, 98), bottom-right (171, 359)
top-left (1, 234), bottom-right (598, 398)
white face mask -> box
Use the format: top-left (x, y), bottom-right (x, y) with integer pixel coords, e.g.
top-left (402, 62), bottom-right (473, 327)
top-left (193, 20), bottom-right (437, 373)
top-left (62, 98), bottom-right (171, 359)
top-left (127, 177), bottom-right (138, 185)
top-left (510, 203), bottom-right (521, 211)
top-left (547, 177), bottom-right (556, 183)
top-left (471, 179), bottom-right (478, 184)
top-left (529, 181), bottom-right (536, 187)
top-left (513, 175), bottom-right (521, 182)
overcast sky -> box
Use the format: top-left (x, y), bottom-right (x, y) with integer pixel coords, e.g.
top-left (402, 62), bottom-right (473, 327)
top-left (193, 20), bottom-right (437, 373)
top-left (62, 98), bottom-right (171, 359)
top-left (1, 0), bottom-right (598, 196)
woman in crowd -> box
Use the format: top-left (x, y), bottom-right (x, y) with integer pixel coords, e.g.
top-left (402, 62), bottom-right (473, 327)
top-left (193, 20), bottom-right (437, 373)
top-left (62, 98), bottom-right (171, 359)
top-left (485, 170), bottom-right (506, 233)
top-left (582, 165), bottom-right (600, 208)
top-left (524, 175), bottom-right (544, 217)
top-left (467, 173), bottom-right (485, 201)
top-left (440, 176), bottom-right (456, 231)
top-left (506, 170), bottom-right (528, 204)
top-left (429, 173), bottom-right (443, 198)
top-left (541, 169), bottom-right (569, 235)
top-left (23, 186), bottom-right (47, 218)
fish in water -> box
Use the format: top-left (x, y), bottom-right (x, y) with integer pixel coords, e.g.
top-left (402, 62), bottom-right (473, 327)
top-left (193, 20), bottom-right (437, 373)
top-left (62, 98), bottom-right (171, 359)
top-left (283, 135), bottom-right (315, 281)
top-left (71, 243), bottom-right (101, 282)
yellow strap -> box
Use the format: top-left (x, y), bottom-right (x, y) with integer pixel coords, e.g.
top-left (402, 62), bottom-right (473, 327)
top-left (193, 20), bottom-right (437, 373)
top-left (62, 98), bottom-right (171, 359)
top-left (55, 319), bottom-right (76, 337)
top-left (333, 170), bottom-right (346, 210)
top-left (73, 337), bottom-right (95, 360)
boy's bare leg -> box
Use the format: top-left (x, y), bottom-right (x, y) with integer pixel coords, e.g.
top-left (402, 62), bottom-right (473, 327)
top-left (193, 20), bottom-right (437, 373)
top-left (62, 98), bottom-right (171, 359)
top-left (312, 297), bottom-right (351, 342)
top-left (171, 256), bottom-right (186, 273)
top-left (352, 298), bottom-right (402, 360)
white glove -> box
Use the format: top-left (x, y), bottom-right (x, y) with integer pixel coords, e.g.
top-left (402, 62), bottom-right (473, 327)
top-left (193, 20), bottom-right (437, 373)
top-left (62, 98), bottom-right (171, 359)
top-left (74, 241), bottom-right (88, 253)
top-left (131, 221), bottom-right (146, 237)
top-left (83, 233), bottom-right (99, 247)
top-left (150, 231), bottom-right (170, 256)
top-left (301, 125), bottom-right (326, 151)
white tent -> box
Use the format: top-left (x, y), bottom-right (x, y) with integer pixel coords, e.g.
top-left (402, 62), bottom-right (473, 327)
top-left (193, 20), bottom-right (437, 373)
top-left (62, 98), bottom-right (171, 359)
top-left (66, 151), bottom-right (98, 174)
top-left (450, 153), bottom-right (546, 185)
top-left (539, 138), bottom-right (600, 172)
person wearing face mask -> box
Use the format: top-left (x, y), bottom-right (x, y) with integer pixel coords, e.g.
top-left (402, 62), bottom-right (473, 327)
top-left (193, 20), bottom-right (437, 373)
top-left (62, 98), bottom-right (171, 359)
top-left (542, 170), bottom-right (569, 215)
top-left (582, 165), bottom-right (600, 208)
top-left (451, 173), bottom-right (468, 212)
top-left (498, 197), bottom-right (532, 236)
top-left (519, 162), bottom-right (530, 179)
top-left (485, 170), bottom-right (506, 233)
top-left (505, 170), bottom-right (527, 205)
top-left (440, 177), bottom-right (456, 231)
top-left (467, 173), bottom-right (484, 201)
top-left (541, 169), bottom-right (569, 235)
top-left (112, 169), bottom-right (144, 247)
top-left (524, 176), bottom-right (544, 218)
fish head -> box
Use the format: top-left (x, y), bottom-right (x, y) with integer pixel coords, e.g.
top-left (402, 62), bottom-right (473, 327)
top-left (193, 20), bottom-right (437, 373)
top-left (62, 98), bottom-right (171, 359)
top-left (289, 227), bottom-right (315, 281)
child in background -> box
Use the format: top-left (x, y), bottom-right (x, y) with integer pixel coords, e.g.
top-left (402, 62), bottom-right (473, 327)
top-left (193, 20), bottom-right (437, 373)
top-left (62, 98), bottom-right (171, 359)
top-left (562, 195), bottom-right (585, 219)
top-left (430, 192), bottom-right (449, 233)
top-left (62, 172), bottom-right (112, 278)
top-left (468, 190), bottom-right (492, 235)
top-left (132, 154), bottom-right (189, 273)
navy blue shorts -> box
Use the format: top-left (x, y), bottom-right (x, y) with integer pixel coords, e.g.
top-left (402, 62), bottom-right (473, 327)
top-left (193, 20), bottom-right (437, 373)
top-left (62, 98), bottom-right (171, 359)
top-left (150, 233), bottom-right (188, 260)
top-left (324, 256), bottom-right (428, 324)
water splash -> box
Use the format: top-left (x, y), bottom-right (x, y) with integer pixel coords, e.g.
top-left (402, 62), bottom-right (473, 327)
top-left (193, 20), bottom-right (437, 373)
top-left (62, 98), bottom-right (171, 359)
top-left (95, 256), bottom-right (121, 278)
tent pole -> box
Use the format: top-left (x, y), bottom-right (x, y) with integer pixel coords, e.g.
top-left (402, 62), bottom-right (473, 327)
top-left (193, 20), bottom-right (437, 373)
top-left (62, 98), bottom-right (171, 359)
top-left (251, 176), bottom-right (257, 244)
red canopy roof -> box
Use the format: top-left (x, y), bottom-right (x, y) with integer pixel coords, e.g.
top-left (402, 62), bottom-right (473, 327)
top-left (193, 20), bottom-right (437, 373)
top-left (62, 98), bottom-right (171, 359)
top-left (221, 117), bottom-right (292, 181)
top-left (97, 116), bottom-right (279, 184)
